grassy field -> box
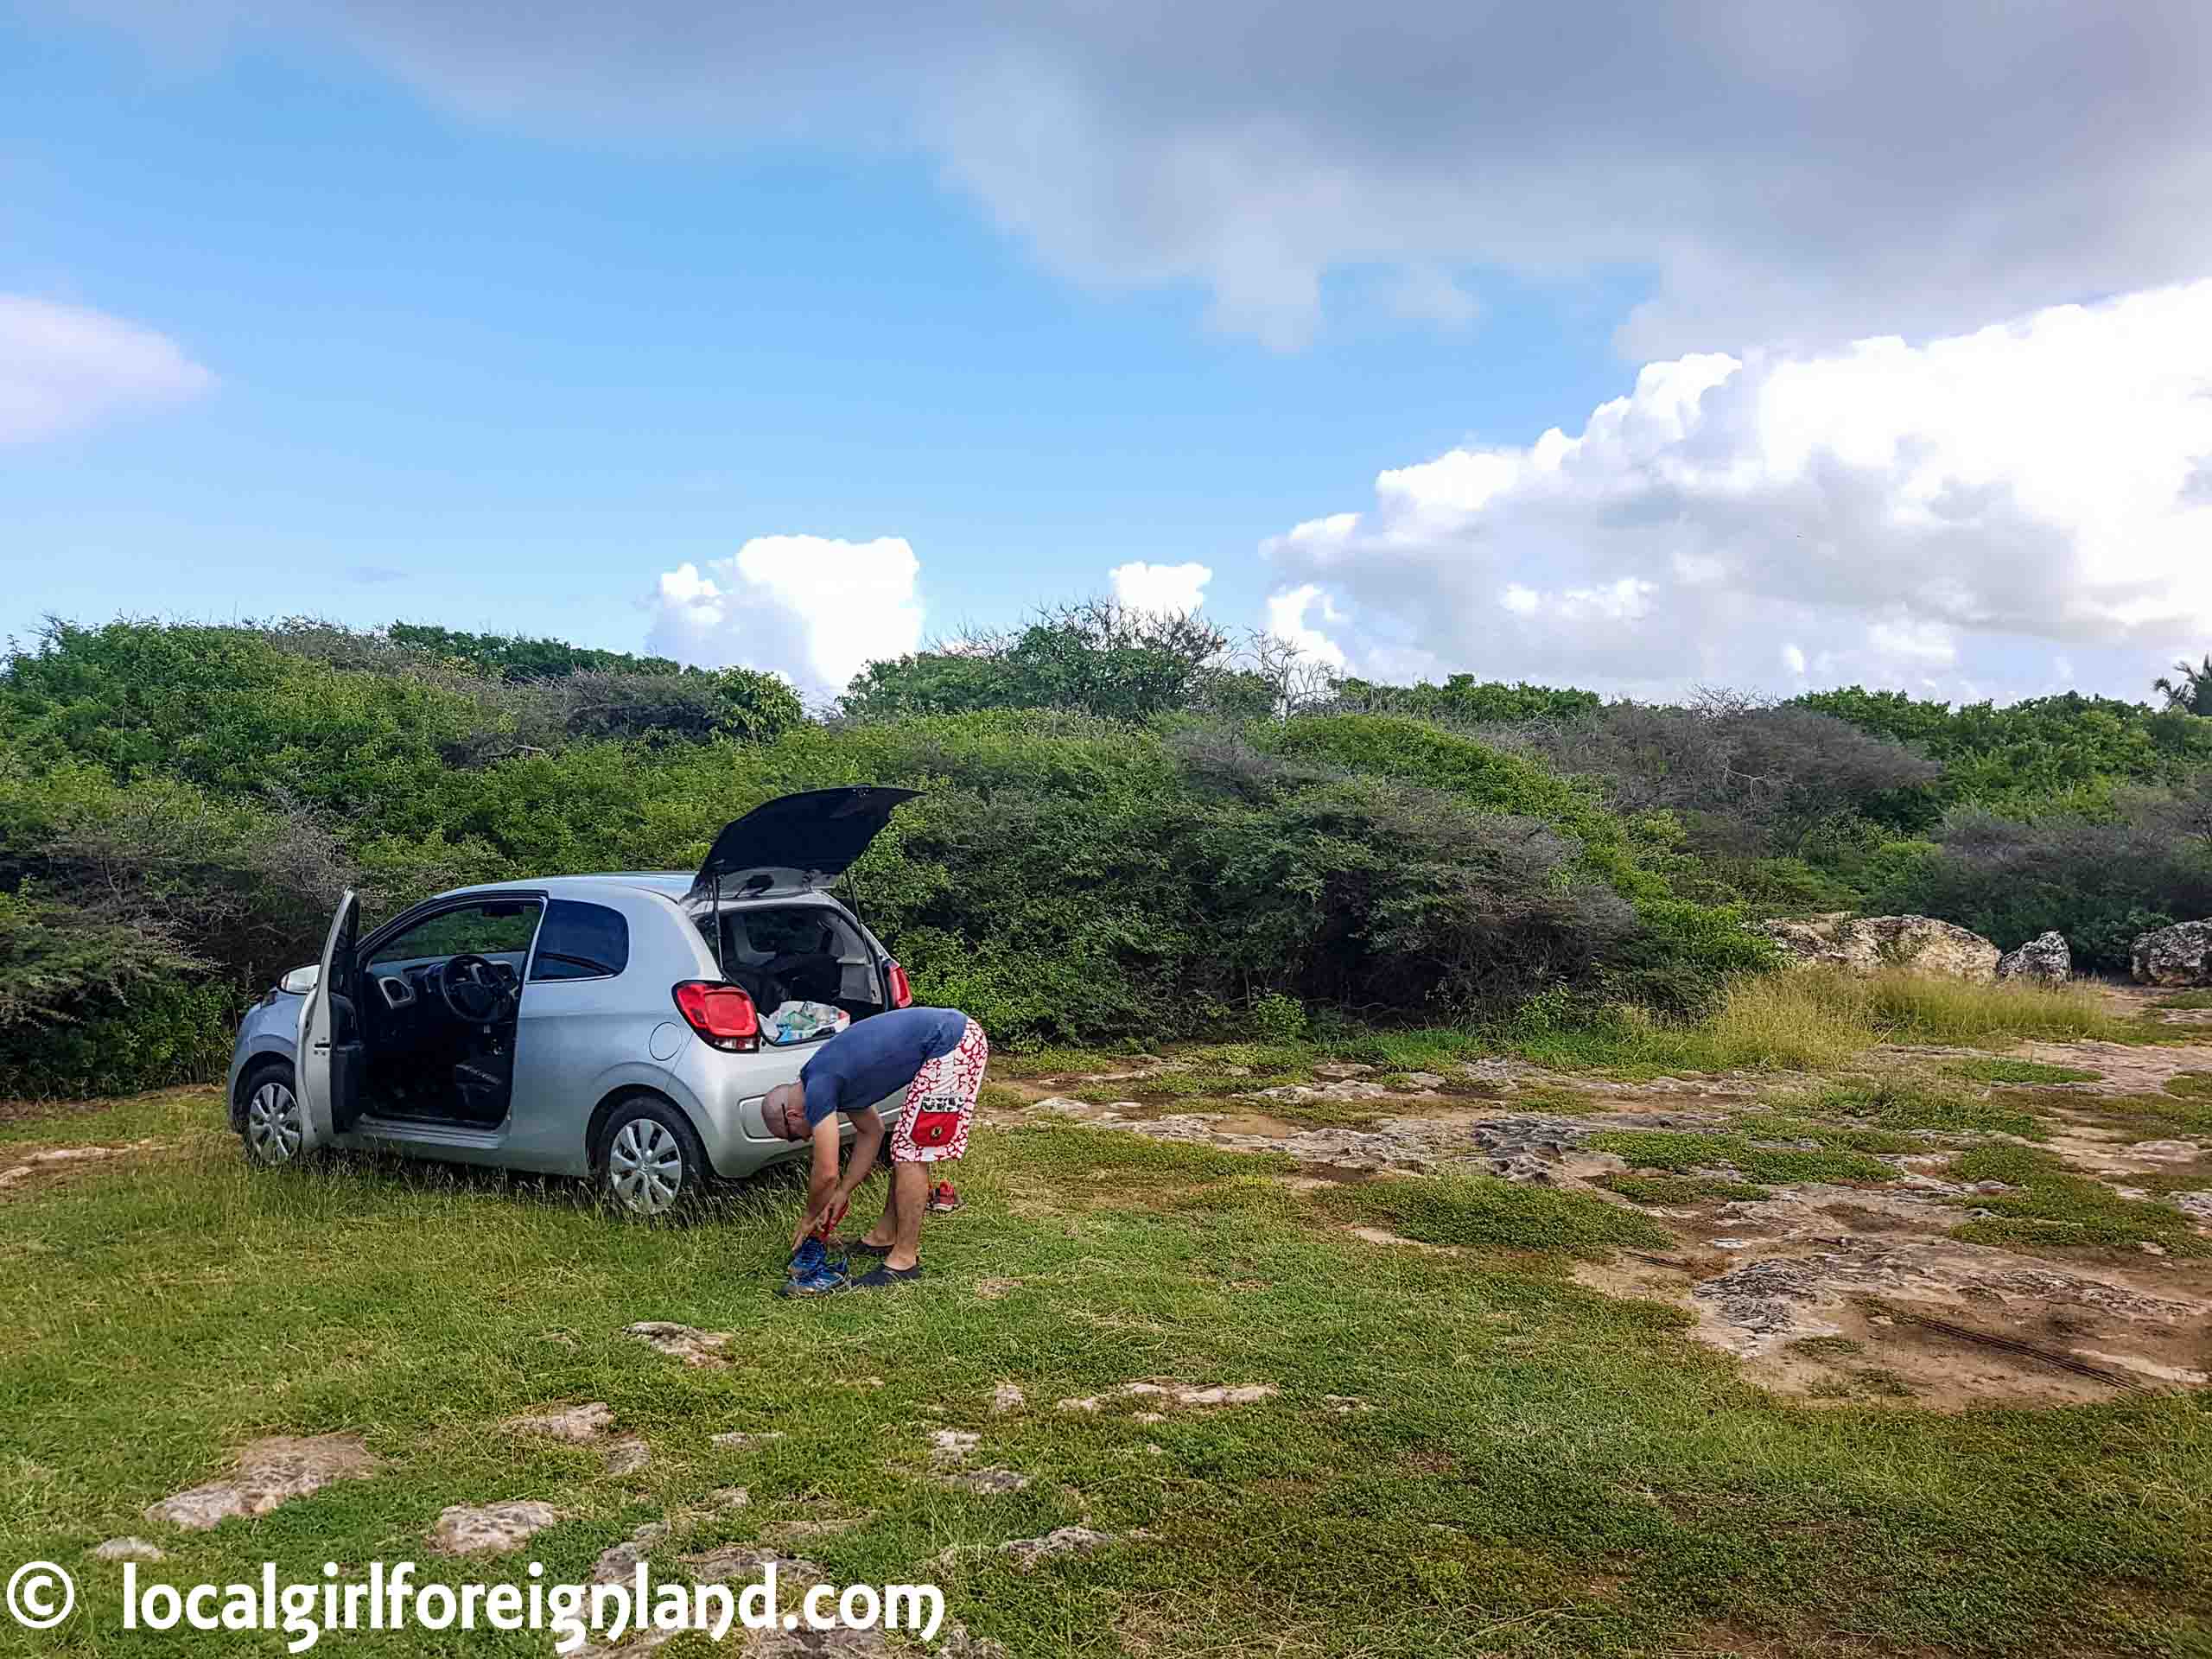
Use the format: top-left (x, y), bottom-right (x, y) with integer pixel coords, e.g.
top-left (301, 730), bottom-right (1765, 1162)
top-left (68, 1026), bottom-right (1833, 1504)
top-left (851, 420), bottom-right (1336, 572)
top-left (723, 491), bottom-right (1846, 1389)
top-left (3, 991), bottom-right (2211, 1657)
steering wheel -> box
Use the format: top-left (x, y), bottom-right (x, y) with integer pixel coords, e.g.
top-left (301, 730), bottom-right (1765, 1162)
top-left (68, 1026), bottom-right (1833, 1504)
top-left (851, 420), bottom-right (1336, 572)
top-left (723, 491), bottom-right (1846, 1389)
top-left (439, 954), bottom-right (516, 1024)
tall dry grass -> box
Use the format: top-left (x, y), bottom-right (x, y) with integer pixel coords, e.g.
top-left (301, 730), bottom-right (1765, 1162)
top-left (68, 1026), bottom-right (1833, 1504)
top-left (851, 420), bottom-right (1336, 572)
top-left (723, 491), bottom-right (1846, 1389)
top-left (1711, 966), bottom-right (2139, 1062)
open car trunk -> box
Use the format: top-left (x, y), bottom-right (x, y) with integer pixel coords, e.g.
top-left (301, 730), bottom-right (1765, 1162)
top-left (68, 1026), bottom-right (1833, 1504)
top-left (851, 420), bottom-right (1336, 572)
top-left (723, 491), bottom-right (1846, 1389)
top-left (687, 786), bottom-right (922, 903)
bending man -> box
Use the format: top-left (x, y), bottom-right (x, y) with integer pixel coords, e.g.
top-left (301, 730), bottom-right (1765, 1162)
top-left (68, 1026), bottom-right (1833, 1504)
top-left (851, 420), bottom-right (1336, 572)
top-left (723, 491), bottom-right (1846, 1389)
top-left (763, 1005), bottom-right (987, 1290)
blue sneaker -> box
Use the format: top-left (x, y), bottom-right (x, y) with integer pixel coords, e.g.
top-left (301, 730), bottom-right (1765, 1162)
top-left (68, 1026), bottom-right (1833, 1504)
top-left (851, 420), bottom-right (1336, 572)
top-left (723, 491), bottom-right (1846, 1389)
top-left (781, 1236), bottom-right (850, 1296)
top-left (778, 1261), bottom-right (850, 1298)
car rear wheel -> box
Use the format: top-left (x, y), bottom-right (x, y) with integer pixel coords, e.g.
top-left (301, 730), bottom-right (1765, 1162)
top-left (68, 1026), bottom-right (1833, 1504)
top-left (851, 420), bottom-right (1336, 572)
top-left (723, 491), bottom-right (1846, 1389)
top-left (239, 1063), bottom-right (308, 1167)
top-left (596, 1096), bottom-right (709, 1219)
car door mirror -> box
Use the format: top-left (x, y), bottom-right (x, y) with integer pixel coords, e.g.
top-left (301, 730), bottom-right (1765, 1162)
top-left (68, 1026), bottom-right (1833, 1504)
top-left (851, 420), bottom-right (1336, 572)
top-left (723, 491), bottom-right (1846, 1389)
top-left (280, 964), bottom-right (321, 995)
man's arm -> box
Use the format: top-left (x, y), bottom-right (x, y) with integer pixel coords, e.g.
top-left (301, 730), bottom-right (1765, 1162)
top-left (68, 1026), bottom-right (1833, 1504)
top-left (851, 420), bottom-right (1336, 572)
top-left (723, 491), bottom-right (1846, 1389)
top-left (837, 1107), bottom-right (886, 1206)
top-left (791, 1117), bottom-right (847, 1249)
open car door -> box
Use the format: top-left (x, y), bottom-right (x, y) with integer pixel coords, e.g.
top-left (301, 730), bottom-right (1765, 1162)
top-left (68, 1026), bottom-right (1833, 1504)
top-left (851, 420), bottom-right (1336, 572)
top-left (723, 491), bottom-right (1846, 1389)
top-left (295, 889), bottom-right (362, 1151)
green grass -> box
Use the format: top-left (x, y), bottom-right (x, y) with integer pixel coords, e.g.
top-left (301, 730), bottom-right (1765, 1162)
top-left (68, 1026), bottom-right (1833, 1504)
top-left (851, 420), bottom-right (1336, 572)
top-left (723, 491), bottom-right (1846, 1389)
top-left (3, 1090), bottom-right (2210, 1657)
top-left (2153, 989), bottom-right (2212, 1010)
top-left (1598, 1171), bottom-right (1772, 1206)
top-left (1585, 1128), bottom-right (1897, 1186)
top-left (1316, 1169), bottom-right (1673, 1260)
top-left (1809, 1078), bottom-right (2049, 1141)
top-left (1942, 1144), bottom-right (2211, 1257)
top-left (1942, 1057), bottom-right (2102, 1085)
top-left (2167, 1072), bottom-right (2212, 1101)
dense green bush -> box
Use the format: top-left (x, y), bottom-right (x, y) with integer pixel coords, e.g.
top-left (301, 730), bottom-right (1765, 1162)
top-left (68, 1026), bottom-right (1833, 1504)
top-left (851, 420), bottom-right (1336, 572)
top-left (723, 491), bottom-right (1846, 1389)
top-left (838, 601), bottom-right (1270, 723)
top-left (10, 612), bottom-right (2206, 1099)
top-left (1323, 675), bottom-right (1602, 724)
top-left (1870, 785), bottom-right (2212, 970)
top-left (1795, 686), bottom-right (2212, 824)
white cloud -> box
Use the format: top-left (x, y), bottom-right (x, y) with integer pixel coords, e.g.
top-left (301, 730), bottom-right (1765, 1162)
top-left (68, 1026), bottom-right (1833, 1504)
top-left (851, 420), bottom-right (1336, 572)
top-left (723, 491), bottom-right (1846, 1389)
top-left (1264, 583), bottom-right (1347, 671)
top-left (1108, 560), bottom-right (1211, 616)
top-left (646, 534), bottom-right (925, 698)
top-left (74, 0), bottom-right (2212, 352)
top-left (1262, 281), bottom-right (2212, 701)
top-left (0, 295), bottom-right (213, 442)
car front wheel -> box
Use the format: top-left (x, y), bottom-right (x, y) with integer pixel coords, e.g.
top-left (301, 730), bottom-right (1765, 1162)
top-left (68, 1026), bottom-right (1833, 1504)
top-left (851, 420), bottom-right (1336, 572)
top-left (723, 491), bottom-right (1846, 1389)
top-left (596, 1097), bottom-right (709, 1219)
top-left (239, 1063), bottom-right (308, 1167)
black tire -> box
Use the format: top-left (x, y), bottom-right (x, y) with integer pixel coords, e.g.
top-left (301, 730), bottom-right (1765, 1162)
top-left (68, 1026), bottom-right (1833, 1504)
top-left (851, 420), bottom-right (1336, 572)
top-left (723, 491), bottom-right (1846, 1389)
top-left (238, 1059), bottom-right (311, 1168)
top-left (594, 1095), bottom-right (711, 1219)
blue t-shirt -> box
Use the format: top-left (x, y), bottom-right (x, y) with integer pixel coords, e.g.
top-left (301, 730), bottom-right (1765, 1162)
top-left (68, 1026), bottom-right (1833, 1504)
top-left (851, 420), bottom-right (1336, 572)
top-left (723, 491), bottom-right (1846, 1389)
top-left (798, 1007), bottom-right (969, 1128)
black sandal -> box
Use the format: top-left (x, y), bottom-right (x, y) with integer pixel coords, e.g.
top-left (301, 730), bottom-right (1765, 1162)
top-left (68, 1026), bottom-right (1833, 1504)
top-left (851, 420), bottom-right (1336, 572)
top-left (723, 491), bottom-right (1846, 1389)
top-left (851, 1264), bottom-right (924, 1288)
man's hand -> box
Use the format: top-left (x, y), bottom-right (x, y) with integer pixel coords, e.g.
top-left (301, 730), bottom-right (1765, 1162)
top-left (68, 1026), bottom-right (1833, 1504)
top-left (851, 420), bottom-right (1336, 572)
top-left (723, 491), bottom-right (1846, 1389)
top-left (791, 1116), bottom-right (846, 1249)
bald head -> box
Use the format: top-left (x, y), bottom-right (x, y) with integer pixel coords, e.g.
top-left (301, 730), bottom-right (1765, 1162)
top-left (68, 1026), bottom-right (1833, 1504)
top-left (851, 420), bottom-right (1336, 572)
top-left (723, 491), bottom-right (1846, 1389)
top-left (763, 1082), bottom-right (807, 1141)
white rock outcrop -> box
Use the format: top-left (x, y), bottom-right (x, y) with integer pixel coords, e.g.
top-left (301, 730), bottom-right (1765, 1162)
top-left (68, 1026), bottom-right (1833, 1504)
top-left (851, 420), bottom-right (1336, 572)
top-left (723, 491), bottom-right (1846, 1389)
top-left (1758, 913), bottom-right (1999, 980)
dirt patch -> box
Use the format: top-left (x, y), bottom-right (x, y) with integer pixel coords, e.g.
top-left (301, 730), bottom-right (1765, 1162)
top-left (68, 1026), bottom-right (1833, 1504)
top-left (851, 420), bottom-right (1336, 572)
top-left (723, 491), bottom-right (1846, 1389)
top-left (603, 1437), bottom-right (652, 1476)
top-left (147, 1433), bottom-right (381, 1530)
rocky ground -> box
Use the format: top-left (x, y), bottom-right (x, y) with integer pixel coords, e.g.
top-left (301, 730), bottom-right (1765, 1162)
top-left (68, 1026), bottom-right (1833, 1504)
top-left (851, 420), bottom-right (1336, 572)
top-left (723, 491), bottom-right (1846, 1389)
top-left (990, 982), bottom-right (2212, 1409)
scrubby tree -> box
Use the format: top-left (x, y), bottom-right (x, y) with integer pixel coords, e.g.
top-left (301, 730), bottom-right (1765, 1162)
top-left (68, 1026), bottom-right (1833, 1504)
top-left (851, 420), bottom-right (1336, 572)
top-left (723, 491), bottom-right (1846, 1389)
top-left (840, 600), bottom-right (1237, 722)
top-left (2155, 654), bottom-right (2212, 716)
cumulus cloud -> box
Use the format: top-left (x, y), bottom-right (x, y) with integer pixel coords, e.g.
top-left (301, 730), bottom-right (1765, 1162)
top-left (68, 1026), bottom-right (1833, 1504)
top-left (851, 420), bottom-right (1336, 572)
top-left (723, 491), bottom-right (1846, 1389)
top-left (0, 295), bottom-right (213, 442)
top-left (1261, 281), bottom-right (2212, 701)
top-left (646, 535), bottom-right (924, 698)
top-left (1109, 560), bottom-right (1211, 616)
top-left (1264, 584), bottom-right (1348, 671)
top-left (68, 0), bottom-right (2212, 352)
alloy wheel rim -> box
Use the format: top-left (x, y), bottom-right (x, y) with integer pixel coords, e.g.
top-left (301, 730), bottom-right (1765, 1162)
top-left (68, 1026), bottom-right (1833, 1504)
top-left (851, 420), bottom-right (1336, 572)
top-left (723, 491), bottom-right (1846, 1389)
top-left (609, 1120), bottom-right (683, 1214)
top-left (246, 1080), bottom-right (302, 1164)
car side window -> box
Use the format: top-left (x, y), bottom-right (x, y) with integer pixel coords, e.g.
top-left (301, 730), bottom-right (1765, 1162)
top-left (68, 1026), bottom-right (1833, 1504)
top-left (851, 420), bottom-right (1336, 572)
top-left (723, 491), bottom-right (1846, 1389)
top-left (367, 901), bottom-right (542, 967)
top-left (531, 899), bottom-right (631, 982)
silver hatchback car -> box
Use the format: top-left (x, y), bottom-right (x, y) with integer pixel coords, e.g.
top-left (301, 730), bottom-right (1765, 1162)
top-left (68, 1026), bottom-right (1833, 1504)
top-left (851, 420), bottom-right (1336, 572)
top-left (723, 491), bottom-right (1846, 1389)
top-left (226, 787), bottom-right (923, 1216)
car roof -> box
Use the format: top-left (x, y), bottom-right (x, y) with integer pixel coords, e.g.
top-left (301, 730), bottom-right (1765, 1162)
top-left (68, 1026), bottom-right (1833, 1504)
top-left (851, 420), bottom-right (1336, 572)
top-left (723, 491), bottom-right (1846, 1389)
top-left (443, 874), bottom-right (844, 906)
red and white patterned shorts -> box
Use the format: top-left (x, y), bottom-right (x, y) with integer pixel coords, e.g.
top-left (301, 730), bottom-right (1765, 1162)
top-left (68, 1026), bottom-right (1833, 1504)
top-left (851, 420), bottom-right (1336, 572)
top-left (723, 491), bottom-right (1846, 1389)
top-left (887, 1018), bottom-right (988, 1165)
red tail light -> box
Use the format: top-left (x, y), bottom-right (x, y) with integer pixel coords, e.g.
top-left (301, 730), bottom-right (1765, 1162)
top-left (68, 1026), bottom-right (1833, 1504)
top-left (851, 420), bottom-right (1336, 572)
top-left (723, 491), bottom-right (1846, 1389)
top-left (885, 961), bottom-right (913, 1008)
top-left (672, 981), bottom-right (760, 1052)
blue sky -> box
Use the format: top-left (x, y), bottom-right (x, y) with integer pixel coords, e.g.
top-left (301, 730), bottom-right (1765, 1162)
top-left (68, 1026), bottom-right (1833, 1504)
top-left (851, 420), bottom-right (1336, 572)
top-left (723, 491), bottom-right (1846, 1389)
top-left (5, 2), bottom-right (2209, 702)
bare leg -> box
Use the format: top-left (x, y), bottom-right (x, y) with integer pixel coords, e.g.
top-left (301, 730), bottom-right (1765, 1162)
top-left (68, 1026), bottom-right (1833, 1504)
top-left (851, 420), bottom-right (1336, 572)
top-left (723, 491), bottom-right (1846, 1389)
top-left (861, 1166), bottom-right (900, 1249)
top-left (885, 1162), bottom-right (928, 1271)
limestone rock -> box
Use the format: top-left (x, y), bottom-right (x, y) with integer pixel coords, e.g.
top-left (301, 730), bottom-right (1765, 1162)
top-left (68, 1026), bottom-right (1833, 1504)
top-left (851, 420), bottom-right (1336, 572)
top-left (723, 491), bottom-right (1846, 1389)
top-left (944, 1466), bottom-right (1030, 1494)
top-left (429, 1499), bottom-right (561, 1554)
top-left (505, 1402), bottom-right (613, 1442)
top-left (146, 1434), bottom-right (380, 1531)
top-left (2132, 920), bottom-right (2212, 988)
top-left (91, 1537), bottom-right (166, 1562)
top-left (1758, 913), bottom-right (2000, 980)
top-left (590, 1520), bottom-right (669, 1583)
top-left (625, 1322), bottom-right (733, 1368)
top-left (999, 1527), bottom-right (1116, 1569)
top-left (1997, 930), bottom-right (2072, 984)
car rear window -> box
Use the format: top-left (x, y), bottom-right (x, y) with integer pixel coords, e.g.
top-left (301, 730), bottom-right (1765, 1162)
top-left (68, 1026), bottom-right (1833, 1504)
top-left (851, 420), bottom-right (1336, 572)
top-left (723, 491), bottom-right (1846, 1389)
top-left (530, 899), bottom-right (630, 981)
